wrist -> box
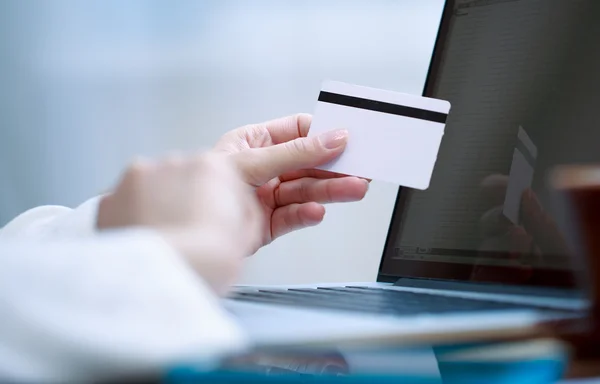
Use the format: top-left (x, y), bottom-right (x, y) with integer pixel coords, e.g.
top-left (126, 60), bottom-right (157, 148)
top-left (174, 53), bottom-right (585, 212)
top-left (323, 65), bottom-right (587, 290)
top-left (159, 228), bottom-right (243, 296)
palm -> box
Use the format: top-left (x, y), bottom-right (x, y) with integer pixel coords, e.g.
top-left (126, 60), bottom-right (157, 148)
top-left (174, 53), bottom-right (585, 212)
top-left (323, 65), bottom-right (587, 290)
top-left (253, 174), bottom-right (325, 247)
top-left (213, 114), bottom-right (368, 249)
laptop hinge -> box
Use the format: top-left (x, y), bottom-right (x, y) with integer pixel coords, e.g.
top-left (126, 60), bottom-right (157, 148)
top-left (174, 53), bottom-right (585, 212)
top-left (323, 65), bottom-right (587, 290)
top-left (393, 277), bottom-right (482, 292)
top-left (393, 277), bottom-right (582, 299)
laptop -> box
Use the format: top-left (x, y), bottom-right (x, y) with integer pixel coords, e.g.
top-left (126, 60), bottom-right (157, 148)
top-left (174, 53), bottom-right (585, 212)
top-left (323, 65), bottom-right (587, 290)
top-left (224, 0), bottom-right (598, 347)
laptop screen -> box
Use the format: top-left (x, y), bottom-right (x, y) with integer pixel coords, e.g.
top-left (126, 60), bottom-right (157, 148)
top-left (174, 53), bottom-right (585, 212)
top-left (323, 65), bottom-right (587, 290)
top-left (379, 0), bottom-right (599, 289)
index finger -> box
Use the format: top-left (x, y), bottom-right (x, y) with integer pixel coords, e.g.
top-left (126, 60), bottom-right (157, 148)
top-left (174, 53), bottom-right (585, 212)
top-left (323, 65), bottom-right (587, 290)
top-left (260, 113), bottom-right (313, 144)
top-left (279, 168), bottom-right (350, 182)
top-left (279, 169), bottom-right (372, 183)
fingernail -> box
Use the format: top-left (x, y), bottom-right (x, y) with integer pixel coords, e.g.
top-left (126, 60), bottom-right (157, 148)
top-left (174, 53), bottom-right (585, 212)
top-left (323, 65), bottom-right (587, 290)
top-left (319, 129), bottom-right (348, 149)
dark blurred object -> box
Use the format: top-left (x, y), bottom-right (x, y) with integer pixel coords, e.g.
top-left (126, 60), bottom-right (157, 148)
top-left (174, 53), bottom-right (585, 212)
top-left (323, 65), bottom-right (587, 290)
top-left (550, 165), bottom-right (600, 361)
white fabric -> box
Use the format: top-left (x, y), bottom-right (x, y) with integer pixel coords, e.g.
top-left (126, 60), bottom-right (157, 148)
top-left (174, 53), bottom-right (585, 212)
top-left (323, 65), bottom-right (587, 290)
top-left (0, 199), bottom-right (247, 382)
top-left (0, 197), bottom-right (102, 240)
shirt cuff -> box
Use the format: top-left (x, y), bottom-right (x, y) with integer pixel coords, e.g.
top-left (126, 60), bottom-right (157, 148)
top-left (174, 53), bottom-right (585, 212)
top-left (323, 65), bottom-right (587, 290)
top-left (0, 196), bottom-right (103, 240)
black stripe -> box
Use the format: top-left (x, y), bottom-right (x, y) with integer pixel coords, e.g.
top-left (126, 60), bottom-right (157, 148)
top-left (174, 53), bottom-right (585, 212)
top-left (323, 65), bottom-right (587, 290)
top-left (318, 91), bottom-right (447, 124)
top-left (515, 138), bottom-right (536, 166)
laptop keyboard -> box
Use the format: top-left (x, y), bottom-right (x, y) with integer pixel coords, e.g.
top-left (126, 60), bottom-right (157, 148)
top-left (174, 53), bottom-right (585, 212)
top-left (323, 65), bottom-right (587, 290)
top-left (229, 286), bottom-right (532, 316)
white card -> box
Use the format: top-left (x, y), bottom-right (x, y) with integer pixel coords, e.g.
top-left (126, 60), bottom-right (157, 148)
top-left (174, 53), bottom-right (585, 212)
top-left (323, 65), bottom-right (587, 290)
top-left (308, 80), bottom-right (451, 190)
top-left (503, 126), bottom-right (538, 224)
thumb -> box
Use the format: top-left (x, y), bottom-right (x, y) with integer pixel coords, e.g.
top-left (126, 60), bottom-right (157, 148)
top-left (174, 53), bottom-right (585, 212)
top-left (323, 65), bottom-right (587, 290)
top-left (237, 129), bottom-right (349, 185)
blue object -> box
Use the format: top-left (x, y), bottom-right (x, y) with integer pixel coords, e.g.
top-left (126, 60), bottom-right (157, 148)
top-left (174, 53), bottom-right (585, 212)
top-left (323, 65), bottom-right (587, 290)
top-left (166, 360), bottom-right (566, 384)
top-left (437, 359), bottom-right (566, 384)
top-left (165, 367), bottom-right (440, 383)
top-left (165, 342), bottom-right (569, 383)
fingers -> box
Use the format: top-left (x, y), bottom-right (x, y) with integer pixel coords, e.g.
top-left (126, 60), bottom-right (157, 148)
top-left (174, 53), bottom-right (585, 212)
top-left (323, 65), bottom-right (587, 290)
top-left (279, 168), bottom-right (350, 182)
top-left (274, 177), bottom-right (369, 206)
top-left (235, 129), bottom-right (349, 186)
top-left (471, 229), bottom-right (535, 283)
top-left (261, 113), bottom-right (313, 144)
top-left (479, 206), bottom-right (512, 237)
top-left (478, 174), bottom-right (511, 241)
top-left (270, 202), bottom-right (325, 240)
top-left (479, 174), bottom-right (509, 211)
top-left (521, 188), bottom-right (570, 255)
top-left (214, 113), bottom-right (313, 153)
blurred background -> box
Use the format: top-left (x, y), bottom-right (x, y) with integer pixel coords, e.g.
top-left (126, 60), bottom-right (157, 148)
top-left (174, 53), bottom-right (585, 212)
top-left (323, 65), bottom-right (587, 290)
top-left (0, 0), bottom-right (444, 284)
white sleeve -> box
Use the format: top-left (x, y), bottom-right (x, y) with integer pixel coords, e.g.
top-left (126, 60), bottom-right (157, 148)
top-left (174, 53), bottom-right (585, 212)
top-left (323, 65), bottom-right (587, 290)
top-left (0, 230), bottom-right (247, 383)
top-left (0, 196), bottom-right (102, 240)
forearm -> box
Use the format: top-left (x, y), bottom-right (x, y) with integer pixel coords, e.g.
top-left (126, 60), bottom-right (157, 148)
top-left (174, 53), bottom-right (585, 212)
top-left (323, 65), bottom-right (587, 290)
top-left (0, 230), bottom-right (247, 382)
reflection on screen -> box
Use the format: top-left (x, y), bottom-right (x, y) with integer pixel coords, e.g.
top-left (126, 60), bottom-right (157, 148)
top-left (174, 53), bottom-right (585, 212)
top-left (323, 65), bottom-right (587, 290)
top-left (383, 0), bottom-right (600, 288)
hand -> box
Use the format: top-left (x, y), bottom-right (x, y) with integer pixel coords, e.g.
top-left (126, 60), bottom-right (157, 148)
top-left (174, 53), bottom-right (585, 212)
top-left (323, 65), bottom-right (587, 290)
top-left (96, 153), bottom-right (263, 295)
top-left (213, 113), bottom-right (369, 250)
top-left (472, 174), bottom-right (569, 283)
